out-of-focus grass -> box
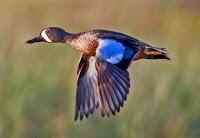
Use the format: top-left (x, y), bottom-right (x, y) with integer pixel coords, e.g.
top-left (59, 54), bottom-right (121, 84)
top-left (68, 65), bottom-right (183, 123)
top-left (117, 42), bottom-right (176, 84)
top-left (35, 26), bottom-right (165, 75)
top-left (0, 0), bottom-right (200, 137)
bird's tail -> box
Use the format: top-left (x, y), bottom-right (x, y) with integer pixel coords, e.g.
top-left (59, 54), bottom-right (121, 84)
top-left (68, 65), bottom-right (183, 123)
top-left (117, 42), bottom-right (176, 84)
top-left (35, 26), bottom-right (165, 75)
top-left (133, 46), bottom-right (171, 61)
top-left (143, 46), bottom-right (171, 60)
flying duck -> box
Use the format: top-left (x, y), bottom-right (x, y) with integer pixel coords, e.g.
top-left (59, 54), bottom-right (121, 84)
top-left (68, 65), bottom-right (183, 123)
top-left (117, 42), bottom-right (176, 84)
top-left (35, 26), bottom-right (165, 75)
top-left (26, 27), bottom-right (170, 121)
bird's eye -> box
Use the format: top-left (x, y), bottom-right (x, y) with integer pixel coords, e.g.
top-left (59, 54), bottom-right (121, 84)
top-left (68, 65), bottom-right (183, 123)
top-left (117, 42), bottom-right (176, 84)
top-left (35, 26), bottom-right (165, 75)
top-left (46, 30), bottom-right (50, 34)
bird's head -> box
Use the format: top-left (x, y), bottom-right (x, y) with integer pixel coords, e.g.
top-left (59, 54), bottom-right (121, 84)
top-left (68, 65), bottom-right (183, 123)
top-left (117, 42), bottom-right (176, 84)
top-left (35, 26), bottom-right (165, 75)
top-left (25, 27), bottom-right (69, 44)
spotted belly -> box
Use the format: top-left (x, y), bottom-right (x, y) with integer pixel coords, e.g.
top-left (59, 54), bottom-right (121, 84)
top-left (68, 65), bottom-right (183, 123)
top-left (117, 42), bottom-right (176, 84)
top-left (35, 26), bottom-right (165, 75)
top-left (69, 34), bottom-right (99, 56)
top-left (80, 39), bottom-right (98, 56)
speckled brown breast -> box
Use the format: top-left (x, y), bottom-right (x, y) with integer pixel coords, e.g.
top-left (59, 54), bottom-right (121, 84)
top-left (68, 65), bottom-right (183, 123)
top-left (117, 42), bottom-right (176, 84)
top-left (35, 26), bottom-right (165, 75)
top-left (67, 31), bottom-right (99, 56)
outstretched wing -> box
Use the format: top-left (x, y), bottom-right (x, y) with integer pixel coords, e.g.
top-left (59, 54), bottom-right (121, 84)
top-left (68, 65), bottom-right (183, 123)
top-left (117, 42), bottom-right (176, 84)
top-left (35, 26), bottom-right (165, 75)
top-left (95, 39), bottom-right (131, 117)
top-left (95, 57), bottom-right (130, 117)
top-left (75, 54), bottom-right (99, 120)
top-left (75, 38), bottom-right (134, 120)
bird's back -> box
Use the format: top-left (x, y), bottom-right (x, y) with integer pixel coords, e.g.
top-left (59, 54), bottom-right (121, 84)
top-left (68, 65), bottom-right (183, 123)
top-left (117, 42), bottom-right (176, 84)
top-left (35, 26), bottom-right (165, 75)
top-left (67, 29), bottom-right (144, 56)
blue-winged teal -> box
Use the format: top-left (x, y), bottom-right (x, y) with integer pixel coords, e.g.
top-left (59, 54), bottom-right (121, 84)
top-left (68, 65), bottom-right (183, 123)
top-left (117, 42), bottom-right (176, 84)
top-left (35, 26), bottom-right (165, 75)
top-left (26, 27), bottom-right (170, 121)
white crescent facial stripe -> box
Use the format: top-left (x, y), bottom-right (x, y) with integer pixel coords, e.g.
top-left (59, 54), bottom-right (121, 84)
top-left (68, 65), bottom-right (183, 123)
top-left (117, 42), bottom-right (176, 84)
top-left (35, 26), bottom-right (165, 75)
top-left (41, 30), bottom-right (52, 42)
top-left (96, 39), bottom-right (125, 64)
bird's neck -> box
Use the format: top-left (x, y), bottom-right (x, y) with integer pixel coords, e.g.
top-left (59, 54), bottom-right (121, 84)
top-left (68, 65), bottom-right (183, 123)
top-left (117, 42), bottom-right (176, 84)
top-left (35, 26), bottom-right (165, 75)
top-left (60, 32), bottom-right (72, 43)
top-left (64, 34), bottom-right (85, 52)
top-left (63, 33), bottom-right (98, 56)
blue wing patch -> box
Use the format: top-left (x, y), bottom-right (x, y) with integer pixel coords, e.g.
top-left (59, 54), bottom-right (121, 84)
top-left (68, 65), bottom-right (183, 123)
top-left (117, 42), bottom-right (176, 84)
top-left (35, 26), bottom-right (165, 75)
top-left (123, 48), bottom-right (135, 60)
top-left (96, 39), bottom-right (125, 64)
top-left (116, 47), bottom-right (135, 69)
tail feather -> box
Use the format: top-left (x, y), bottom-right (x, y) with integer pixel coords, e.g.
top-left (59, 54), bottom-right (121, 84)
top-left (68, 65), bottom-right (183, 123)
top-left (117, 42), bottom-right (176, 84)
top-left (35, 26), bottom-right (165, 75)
top-left (143, 46), bottom-right (171, 60)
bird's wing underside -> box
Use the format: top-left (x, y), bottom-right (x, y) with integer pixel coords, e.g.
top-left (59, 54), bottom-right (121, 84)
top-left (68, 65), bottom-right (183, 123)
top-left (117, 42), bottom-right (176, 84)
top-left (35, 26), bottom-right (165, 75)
top-left (75, 53), bottom-right (130, 120)
top-left (75, 54), bottom-right (98, 120)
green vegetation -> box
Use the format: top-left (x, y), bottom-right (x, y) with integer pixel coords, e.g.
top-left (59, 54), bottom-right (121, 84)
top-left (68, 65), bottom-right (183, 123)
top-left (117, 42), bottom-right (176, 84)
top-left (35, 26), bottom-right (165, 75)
top-left (0, 0), bottom-right (199, 137)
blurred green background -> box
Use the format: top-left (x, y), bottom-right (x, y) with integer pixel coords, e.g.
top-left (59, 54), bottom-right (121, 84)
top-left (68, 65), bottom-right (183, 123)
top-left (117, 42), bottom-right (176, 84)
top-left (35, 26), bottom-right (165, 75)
top-left (0, 0), bottom-right (200, 137)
